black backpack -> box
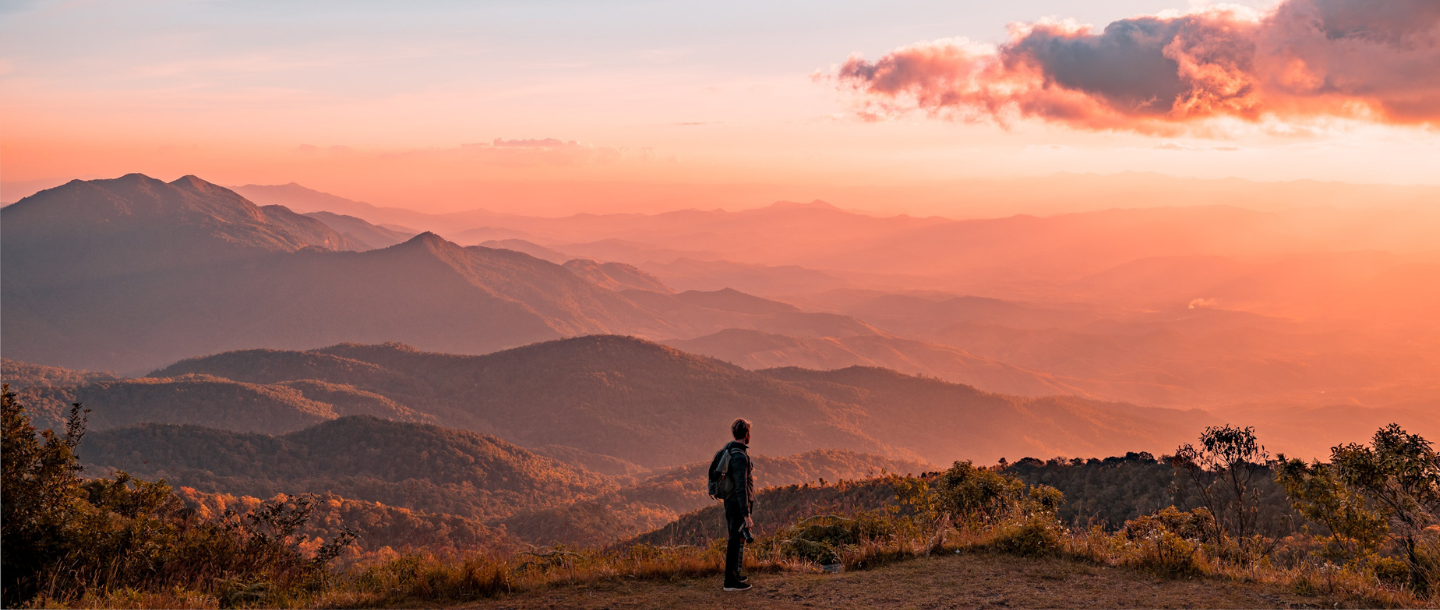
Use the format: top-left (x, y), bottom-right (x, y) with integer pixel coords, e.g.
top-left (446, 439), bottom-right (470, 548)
top-left (708, 445), bottom-right (741, 500)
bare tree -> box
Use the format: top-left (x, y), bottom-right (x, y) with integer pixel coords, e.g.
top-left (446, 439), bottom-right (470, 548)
top-left (1173, 425), bottom-right (1270, 542)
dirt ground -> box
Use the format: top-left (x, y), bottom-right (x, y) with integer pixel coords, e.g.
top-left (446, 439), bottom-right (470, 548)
top-left (457, 552), bottom-right (1347, 610)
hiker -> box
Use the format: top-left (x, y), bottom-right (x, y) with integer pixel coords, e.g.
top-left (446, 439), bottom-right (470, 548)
top-left (709, 418), bottom-right (755, 591)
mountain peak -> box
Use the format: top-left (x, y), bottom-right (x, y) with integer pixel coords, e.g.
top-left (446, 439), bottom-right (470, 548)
top-left (403, 231), bottom-right (452, 248)
top-left (384, 232), bottom-right (471, 261)
top-left (170, 174), bottom-right (216, 190)
top-left (169, 175), bottom-right (252, 202)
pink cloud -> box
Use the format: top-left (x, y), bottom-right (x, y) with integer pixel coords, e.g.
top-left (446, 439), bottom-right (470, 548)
top-left (836, 0), bottom-right (1440, 133)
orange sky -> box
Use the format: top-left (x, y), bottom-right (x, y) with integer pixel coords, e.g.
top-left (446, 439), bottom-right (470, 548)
top-left (2, 0), bottom-right (1437, 215)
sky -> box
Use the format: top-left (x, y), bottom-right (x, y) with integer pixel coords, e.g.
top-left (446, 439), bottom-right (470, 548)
top-left (2, 0), bottom-right (1437, 214)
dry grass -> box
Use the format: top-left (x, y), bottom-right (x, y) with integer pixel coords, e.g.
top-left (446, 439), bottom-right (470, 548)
top-left (31, 514), bottom-right (1432, 609)
top-left (454, 551), bottom-right (1350, 610)
top-left (21, 471), bottom-right (1435, 609)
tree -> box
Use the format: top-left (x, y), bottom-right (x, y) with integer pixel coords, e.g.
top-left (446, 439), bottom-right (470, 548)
top-left (1330, 424), bottom-right (1440, 592)
top-left (1, 383), bottom-right (356, 606)
top-left (1172, 425), bottom-right (1271, 543)
top-left (1, 383), bottom-right (89, 604)
top-left (1274, 457), bottom-right (1387, 563)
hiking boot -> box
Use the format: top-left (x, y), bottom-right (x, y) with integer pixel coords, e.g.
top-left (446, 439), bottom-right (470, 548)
top-left (723, 582), bottom-right (752, 592)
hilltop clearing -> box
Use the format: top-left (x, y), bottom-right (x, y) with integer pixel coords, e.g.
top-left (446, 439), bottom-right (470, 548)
top-left (461, 551), bottom-right (1337, 610)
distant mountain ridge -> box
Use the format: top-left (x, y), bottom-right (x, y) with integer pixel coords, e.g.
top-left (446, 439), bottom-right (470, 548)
top-left (666, 328), bottom-right (1085, 397)
top-left (303, 211), bottom-right (417, 249)
top-left (143, 335), bottom-right (1206, 467)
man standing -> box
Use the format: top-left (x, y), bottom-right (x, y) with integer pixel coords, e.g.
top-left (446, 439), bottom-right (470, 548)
top-left (718, 418), bottom-right (754, 591)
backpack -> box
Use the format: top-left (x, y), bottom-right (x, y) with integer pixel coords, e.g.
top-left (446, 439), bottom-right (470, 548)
top-left (708, 445), bottom-right (740, 500)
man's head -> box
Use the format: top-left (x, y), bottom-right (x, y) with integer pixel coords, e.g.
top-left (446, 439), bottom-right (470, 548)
top-left (731, 418), bottom-right (751, 444)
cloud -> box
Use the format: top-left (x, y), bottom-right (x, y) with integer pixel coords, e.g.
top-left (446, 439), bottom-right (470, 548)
top-left (835, 0), bottom-right (1440, 133)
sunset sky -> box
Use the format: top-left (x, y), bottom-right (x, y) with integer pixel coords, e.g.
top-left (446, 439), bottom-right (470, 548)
top-left (3, 0), bottom-right (1437, 214)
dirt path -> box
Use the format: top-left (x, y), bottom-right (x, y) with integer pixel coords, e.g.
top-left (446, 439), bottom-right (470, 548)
top-left (457, 552), bottom-right (1344, 609)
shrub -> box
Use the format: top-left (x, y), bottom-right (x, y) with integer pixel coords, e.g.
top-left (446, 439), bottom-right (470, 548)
top-left (986, 513), bottom-right (1066, 558)
top-left (932, 461), bottom-right (1026, 525)
top-left (1373, 556), bottom-right (1411, 587)
top-left (775, 513), bottom-right (898, 565)
top-left (1123, 530), bottom-right (1203, 578)
top-left (1121, 506), bottom-right (1218, 544)
top-left (1112, 507), bottom-right (1211, 578)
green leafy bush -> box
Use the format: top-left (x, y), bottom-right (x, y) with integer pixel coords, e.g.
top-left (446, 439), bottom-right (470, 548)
top-left (932, 461), bottom-right (1027, 524)
top-left (986, 513), bottom-right (1066, 557)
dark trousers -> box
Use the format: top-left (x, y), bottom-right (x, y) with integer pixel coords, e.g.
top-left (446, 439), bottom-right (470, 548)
top-left (723, 498), bottom-right (746, 586)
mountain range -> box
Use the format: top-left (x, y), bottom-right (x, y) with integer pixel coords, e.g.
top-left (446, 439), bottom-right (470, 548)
top-left (3, 175), bottom-right (1074, 404)
top-left (5, 172), bottom-right (1438, 460)
top-left (4, 336), bottom-right (1206, 468)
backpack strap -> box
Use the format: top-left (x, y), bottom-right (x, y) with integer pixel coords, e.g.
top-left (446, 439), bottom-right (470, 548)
top-left (717, 446), bottom-right (733, 477)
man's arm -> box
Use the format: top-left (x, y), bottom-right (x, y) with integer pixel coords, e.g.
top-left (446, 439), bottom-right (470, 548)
top-left (734, 451), bottom-right (755, 528)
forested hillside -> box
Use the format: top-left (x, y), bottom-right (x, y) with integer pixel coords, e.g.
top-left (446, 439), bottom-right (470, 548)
top-left (0, 359), bottom-right (117, 389)
top-left (632, 478), bottom-right (902, 546)
top-left (173, 488), bottom-right (521, 553)
top-left (80, 416), bottom-right (605, 521)
top-left (78, 412), bottom-right (933, 546)
top-left (11, 373), bottom-right (436, 434)
top-left (500, 449), bottom-right (933, 546)
top-left (1002, 452), bottom-right (1298, 533)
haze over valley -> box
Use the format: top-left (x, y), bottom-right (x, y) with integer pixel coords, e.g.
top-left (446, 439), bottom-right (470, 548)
top-left (4, 173), bottom-right (1438, 469)
top-left (4, 1), bottom-right (1440, 604)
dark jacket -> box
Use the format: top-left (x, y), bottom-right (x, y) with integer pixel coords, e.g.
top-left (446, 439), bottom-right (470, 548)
top-left (721, 440), bottom-right (754, 516)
